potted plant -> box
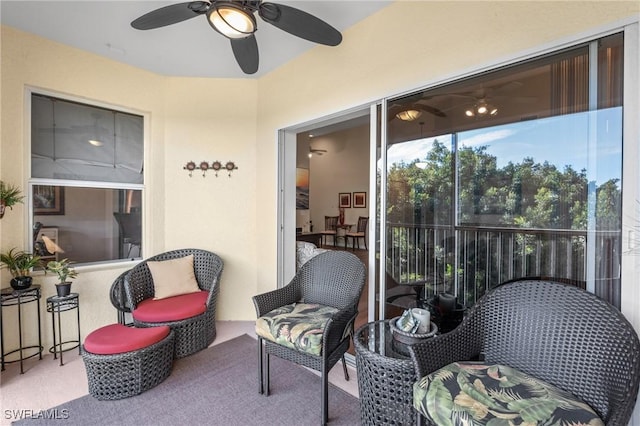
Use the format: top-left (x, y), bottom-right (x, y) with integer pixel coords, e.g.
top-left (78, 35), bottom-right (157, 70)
top-left (0, 248), bottom-right (42, 290)
top-left (46, 258), bottom-right (78, 297)
top-left (0, 181), bottom-right (25, 219)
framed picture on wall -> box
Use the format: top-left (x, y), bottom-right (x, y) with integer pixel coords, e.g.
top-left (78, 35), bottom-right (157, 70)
top-left (33, 185), bottom-right (65, 215)
top-left (296, 168), bottom-right (309, 209)
top-left (353, 192), bottom-right (367, 208)
top-left (339, 192), bottom-right (351, 208)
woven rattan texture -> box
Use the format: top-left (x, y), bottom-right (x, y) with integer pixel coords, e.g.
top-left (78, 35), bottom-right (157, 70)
top-left (354, 323), bottom-right (416, 425)
top-left (408, 280), bottom-right (640, 425)
top-left (253, 251), bottom-right (366, 425)
top-left (123, 249), bottom-right (224, 358)
top-left (82, 330), bottom-right (175, 400)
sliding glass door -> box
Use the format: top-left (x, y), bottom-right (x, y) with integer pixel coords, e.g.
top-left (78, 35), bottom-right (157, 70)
top-left (381, 33), bottom-right (624, 319)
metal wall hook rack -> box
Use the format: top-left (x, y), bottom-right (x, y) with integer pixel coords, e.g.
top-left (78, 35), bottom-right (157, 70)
top-left (183, 161), bottom-right (238, 178)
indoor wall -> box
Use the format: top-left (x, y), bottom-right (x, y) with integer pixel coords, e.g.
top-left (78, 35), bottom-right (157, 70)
top-left (295, 124), bottom-right (370, 235)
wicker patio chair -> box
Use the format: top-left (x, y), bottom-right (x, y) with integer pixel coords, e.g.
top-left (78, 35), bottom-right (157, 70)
top-left (408, 279), bottom-right (640, 426)
top-left (253, 251), bottom-right (366, 426)
top-left (123, 248), bottom-right (224, 358)
top-left (110, 270), bottom-right (133, 325)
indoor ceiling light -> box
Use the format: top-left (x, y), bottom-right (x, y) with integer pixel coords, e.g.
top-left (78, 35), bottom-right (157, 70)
top-left (207, 3), bottom-right (257, 39)
top-left (465, 101), bottom-right (498, 118)
top-left (88, 139), bottom-right (104, 147)
top-left (395, 109), bottom-right (423, 122)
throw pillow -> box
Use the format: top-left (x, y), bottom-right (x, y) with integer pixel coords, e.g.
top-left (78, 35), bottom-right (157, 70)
top-left (148, 254), bottom-right (200, 300)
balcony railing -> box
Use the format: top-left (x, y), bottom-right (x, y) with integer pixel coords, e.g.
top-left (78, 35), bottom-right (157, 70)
top-left (386, 223), bottom-right (621, 307)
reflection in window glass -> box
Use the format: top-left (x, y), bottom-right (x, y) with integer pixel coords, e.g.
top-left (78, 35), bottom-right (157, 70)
top-left (383, 33), bottom-right (624, 313)
top-left (457, 108), bottom-right (622, 231)
top-left (31, 94), bottom-right (143, 184)
top-left (32, 186), bottom-right (142, 265)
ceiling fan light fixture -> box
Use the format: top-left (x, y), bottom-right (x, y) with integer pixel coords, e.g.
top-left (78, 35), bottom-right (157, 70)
top-left (207, 3), bottom-right (256, 39)
top-left (465, 102), bottom-right (498, 118)
top-left (396, 109), bottom-right (422, 122)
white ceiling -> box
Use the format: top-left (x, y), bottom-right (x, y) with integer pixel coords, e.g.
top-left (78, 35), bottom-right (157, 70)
top-left (1, 0), bottom-right (391, 79)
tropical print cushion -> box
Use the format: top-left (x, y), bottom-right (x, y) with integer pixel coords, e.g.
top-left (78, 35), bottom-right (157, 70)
top-left (256, 303), bottom-right (338, 356)
top-left (414, 361), bottom-right (603, 426)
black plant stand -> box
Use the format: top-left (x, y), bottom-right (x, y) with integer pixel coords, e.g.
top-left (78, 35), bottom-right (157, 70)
top-left (0, 285), bottom-right (43, 373)
top-left (47, 293), bottom-right (81, 366)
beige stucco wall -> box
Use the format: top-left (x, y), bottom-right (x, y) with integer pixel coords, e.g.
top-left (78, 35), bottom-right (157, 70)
top-left (1, 1), bottom-right (639, 357)
top-left (0, 26), bottom-right (258, 349)
top-left (162, 76), bottom-right (258, 320)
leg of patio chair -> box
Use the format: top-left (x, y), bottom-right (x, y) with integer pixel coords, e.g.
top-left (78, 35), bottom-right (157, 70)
top-left (341, 355), bottom-right (349, 380)
top-left (322, 360), bottom-right (329, 426)
top-left (265, 352), bottom-right (270, 396)
top-left (258, 337), bottom-right (264, 394)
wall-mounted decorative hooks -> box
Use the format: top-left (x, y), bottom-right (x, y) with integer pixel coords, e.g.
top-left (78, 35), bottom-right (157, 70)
top-left (184, 161), bottom-right (238, 178)
top-left (184, 161), bottom-right (197, 177)
top-left (224, 161), bottom-right (238, 177)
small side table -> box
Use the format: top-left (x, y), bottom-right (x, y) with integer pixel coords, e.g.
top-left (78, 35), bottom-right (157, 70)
top-left (354, 320), bottom-right (417, 425)
top-left (46, 293), bottom-right (81, 366)
top-left (0, 285), bottom-right (43, 374)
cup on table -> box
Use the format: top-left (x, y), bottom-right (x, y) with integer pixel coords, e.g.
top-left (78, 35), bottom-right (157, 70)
top-left (411, 307), bottom-right (431, 334)
top-left (438, 293), bottom-right (457, 313)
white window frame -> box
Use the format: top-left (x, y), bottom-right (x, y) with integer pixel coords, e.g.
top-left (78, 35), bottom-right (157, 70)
top-left (23, 86), bottom-right (149, 266)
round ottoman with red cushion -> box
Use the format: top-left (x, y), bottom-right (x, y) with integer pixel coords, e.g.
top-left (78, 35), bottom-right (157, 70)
top-left (82, 324), bottom-right (175, 400)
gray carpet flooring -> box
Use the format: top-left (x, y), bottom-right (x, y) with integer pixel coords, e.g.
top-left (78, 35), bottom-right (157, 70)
top-left (16, 334), bottom-right (361, 425)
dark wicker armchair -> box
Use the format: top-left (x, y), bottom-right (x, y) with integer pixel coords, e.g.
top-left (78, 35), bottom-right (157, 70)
top-left (253, 251), bottom-right (366, 426)
top-left (408, 280), bottom-right (640, 425)
top-left (121, 248), bottom-right (224, 358)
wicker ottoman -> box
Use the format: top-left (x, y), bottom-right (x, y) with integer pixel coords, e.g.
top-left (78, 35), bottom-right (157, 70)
top-left (82, 324), bottom-right (175, 400)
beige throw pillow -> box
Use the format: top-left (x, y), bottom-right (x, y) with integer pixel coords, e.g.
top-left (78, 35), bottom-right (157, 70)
top-left (148, 254), bottom-right (200, 300)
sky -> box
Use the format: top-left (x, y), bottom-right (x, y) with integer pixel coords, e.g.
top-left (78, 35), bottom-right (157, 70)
top-left (387, 108), bottom-right (622, 186)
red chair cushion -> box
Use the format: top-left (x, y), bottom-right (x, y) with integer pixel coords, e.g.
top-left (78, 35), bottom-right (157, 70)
top-left (84, 324), bottom-right (170, 355)
top-left (132, 290), bottom-right (208, 323)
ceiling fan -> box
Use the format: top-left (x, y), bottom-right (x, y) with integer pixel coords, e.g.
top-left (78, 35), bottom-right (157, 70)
top-left (308, 147), bottom-right (327, 157)
top-left (436, 82), bottom-right (537, 118)
top-left (130, 1), bottom-right (343, 74)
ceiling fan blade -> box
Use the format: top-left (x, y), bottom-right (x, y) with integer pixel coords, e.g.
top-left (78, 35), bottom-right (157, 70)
top-left (231, 36), bottom-right (259, 75)
top-left (419, 104), bottom-right (447, 118)
top-left (131, 2), bottom-right (205, 30)
top-left (259, 3), bottom-right (342, 46)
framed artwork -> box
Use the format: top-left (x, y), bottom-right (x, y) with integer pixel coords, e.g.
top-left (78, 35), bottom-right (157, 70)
top-left (339, 192), bottom-right (351, 208)
top-left (33, 185), bottom-right (65, 215)
top-left (353, 192), bottom-right (367, 208)
top-left (296, 168), bottom-right (309, 209)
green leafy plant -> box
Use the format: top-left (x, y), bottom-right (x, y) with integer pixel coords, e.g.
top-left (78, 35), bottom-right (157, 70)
top-left (0, 181), bottom-right (25, 210)
top-left (46, 258), bottom-right (78, 284)
top-left (0, 248), bottom-right (42, 277)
